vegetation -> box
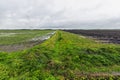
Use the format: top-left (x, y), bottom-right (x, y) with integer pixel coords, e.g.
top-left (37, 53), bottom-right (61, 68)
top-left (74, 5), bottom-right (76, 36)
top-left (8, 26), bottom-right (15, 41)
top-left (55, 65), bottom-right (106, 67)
top-left (0, 30), bottom-right (120, 79)
top-left (0, 30), bottom-right (53, 45)
top-left (65, 29), bottom-right (120, 44)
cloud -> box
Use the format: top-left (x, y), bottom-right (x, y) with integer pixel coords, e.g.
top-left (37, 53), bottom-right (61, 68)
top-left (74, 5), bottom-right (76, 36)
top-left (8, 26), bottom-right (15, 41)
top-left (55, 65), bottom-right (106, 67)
top-left (0, 0), bottom-right (120, 29)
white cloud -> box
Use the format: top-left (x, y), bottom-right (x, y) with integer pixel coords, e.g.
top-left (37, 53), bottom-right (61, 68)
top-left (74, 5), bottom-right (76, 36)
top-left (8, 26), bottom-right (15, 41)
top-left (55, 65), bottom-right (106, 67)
top-left (0, 0), bottom-right (120, 29)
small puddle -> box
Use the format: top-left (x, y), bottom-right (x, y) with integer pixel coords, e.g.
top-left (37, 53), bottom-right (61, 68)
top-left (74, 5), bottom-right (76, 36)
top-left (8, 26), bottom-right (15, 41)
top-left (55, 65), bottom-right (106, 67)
top-left (30, 32), bottom-right (56, 41)
top-left (0, 31), bottom-right (56, 52)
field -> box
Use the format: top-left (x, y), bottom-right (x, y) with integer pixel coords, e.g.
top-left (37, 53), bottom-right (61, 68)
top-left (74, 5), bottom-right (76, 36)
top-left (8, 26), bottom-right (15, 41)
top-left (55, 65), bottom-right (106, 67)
top-left (64, 30), bottom-right (120, 44)
top-left (0, 30), bottom-right (120, 79)
top-left (0, 30), bottom-right (54, 52)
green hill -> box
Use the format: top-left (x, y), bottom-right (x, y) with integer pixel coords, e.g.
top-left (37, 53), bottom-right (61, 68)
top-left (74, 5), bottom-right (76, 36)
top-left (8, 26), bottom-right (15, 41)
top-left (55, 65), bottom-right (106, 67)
top-left (0, 30), bottom-right (120, 79)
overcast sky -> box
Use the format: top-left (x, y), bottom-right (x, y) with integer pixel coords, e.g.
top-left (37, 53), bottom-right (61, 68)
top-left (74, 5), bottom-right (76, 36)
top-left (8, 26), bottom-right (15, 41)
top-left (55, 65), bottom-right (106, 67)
top-left (0, 0), bottom-right (120, 29)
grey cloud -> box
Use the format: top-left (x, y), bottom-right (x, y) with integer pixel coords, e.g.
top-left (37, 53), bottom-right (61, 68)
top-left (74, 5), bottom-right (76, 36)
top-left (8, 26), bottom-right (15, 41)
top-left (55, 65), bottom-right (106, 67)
top-left (0, 0), bottom-right (120, 29)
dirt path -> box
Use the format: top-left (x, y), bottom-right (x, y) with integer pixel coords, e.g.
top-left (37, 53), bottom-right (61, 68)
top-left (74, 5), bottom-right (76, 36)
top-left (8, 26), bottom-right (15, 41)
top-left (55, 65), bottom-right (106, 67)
top-left (0, 32), bottom-right (55, 52)
top-left (76, 72), bottom-right (120, 78)
top-left (89, 72), bottom-right (120, 77)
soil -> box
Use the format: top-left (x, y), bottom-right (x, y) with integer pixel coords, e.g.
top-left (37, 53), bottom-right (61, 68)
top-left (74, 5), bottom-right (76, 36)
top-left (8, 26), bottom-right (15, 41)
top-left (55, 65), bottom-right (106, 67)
top-left (76, 72), bottom-right (120, 78)
top-left (64, 30), bottom-right (120, 44)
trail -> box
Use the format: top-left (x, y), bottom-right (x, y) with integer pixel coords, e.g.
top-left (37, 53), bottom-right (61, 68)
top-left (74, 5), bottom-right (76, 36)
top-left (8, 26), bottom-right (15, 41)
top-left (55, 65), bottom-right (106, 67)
top-left (0, 31), bottom-right (56, 52)
top-left (76, 72), bottom-right (120, 78)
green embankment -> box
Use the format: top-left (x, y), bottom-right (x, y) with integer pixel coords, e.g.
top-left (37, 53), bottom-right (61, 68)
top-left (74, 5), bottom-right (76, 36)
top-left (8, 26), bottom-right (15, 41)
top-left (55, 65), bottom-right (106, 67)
top-left (0, 30), bottom-right (120, 79)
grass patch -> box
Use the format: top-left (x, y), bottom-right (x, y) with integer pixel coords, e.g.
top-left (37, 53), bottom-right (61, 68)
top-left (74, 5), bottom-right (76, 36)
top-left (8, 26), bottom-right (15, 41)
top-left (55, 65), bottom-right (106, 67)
top-left (0, 30), bottom-right (53, 45)
top-left (0, 30), bottom-right (120, 79)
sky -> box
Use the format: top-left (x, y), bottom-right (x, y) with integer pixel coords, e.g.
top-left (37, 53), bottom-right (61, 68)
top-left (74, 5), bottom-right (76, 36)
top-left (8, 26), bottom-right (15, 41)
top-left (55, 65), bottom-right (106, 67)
top-left (0, 0), bottom-right (120, 29)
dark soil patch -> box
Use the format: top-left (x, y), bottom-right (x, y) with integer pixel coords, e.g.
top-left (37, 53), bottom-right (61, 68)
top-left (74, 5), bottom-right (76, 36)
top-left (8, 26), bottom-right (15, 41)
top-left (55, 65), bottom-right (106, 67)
top-left (64, 30), bottom-right (120, 44)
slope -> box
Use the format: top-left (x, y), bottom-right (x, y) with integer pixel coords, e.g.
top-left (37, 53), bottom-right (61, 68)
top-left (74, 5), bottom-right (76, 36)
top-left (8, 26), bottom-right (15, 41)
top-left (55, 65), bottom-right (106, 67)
top-left (0, 30), bottom-right (120, 79)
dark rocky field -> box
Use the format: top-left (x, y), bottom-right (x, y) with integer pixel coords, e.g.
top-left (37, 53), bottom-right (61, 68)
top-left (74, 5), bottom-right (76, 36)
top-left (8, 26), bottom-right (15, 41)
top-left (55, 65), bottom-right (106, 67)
top-left (64, 30), bottom-right (120, 44)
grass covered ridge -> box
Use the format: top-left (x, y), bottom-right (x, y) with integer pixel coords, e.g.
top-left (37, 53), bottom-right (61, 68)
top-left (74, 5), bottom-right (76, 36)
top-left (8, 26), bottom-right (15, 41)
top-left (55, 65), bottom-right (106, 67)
top-left (0, 30), bottom-right (120, 79)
